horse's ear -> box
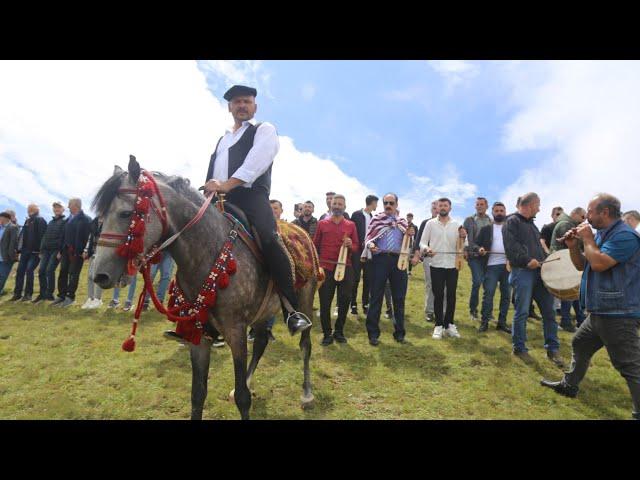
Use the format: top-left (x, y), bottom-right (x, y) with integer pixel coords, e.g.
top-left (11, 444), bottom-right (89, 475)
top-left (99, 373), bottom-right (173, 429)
top-left (113, 165), bottom-right (124, 176)
top-left (128, 155), bottom-right (141, 183)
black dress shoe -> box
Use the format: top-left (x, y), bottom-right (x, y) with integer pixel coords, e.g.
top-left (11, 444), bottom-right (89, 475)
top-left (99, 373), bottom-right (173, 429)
top-left (540, 378), bottom-right (579, 398)
top-left (50, 297), bottom-right (66, 306)
top-left (350, 306), bottom-right (358, 315)
top-left (9, 294), bottom-right (22, 302)
top-left (20, 295), bottom-right (32, 302)
top-left (496, 323), bottom-right (512, 333)
top-left (369, 338), bottom-right (379, 346)
top-left (333, 332), bottom-right (347, 343)
top-left (394, 336), bottom-right (406, 344)
top-left (32, 295), bottom-right (46, 304)
top-left (286, 312), bottom-right (312, 335)
top-left (321, 335), bottom-right (334, 346)
top-left (478, 320), bottom-right (489, 332)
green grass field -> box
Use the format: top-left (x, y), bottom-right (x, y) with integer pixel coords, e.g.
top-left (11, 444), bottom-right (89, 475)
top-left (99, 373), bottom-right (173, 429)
top-left (0, 262), bottom-right (633, 419)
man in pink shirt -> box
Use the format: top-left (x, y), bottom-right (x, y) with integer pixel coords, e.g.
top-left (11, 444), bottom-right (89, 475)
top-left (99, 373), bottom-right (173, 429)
top-left (313, 194), bottom-right (360, 346)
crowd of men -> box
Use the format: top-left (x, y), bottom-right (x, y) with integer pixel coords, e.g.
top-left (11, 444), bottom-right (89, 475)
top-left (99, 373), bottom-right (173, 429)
top-left (0, 199), bottom-right (174, 315)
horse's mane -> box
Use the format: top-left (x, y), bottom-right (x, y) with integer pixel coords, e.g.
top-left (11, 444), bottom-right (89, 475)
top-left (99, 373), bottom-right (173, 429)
top-left (91, 170), bottom-right (205, 216)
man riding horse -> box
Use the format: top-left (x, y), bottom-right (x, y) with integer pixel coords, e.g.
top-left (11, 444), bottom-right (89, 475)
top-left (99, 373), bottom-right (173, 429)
top-left (166, 85), bottom-right (312, 341)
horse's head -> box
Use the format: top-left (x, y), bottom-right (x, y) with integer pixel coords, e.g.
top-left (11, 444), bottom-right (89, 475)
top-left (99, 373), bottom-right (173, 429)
top-left (91, 156), bottom-right (167, 289)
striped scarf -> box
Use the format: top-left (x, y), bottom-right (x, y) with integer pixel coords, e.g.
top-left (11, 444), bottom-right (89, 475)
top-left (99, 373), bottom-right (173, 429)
top-left (361, 212), bottom-right (409, 259)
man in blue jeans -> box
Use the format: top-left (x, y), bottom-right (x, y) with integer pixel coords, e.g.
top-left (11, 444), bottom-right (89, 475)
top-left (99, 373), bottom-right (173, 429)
top-left (541, 193), bottom-right (640, 420)
top-left (141, 251), bottom-right (174, 310)
top-left (463, 197), bottom-right (493, 322)
top-left (33, 201), bottom-right (66, 303)
top-left (472, 202), bottom-right (511, 333)
top-left (503, 192), bottom-right (564, 368)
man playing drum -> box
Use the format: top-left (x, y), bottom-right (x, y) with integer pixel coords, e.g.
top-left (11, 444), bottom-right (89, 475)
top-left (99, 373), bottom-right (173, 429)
top-left (541, 193), bottom-right (640, 421)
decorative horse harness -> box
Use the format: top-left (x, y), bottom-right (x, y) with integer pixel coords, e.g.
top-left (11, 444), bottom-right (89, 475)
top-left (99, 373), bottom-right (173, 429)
top-left (98, 169), bottom-right (268, 351)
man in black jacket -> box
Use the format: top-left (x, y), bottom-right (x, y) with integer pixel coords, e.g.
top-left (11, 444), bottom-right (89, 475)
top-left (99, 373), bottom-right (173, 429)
top-left (503, 192), bottom-right (564, 367)
top-left (350, 194), bottom-right (378, 315)
top-left (51, 198), bottom-right (91, 307)
top-left (33, 201), bottom-right (66, 304)
top-left (472, 202), bottom-right (511, 333)
top-left (0, 212), bottom-right (19, 296)
top-left (10, 204), bottom-right (47, 302)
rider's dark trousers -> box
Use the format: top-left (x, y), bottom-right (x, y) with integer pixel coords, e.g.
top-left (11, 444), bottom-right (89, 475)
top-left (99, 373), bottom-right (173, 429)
top-left (226, 187), bottom-right (299, 310)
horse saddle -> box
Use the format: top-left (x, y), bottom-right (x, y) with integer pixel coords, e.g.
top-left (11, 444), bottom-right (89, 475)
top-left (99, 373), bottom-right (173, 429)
top-left (220, 201), bottom-right (324, 289)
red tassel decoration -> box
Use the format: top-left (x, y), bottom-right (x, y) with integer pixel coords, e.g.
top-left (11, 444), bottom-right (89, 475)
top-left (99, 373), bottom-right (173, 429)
top-left (218, 271), bottom-right (230, 289)
top-left (139, 182), bottom-right (154, 197)
top-left (197, 308), bottom-right (209, 323)
top-left (130, 236), bottom-right (144, 254)
top-left (203, 289), bottom-right (217, 307)
top-left (131, 220), bottom-right (146, 236)
top-left (137, 197), bottom-right (150, 213)
top-left (122, 336), bottom-right (136, 352)
top-left (116, 243), bottom-right (130, 258)
top-left (227, 257), bottom-right (237, 275)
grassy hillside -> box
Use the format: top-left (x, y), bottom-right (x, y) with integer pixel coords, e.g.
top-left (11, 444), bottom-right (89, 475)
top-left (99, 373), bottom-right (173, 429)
top-left (0, 262), bottom-right (632, 419)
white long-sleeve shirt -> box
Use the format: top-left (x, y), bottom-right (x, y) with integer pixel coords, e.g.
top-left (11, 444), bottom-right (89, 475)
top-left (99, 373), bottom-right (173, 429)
top-left (418, 217), bottom-right (464, 269)
top-left (212, 119), bottom-right (279, 188)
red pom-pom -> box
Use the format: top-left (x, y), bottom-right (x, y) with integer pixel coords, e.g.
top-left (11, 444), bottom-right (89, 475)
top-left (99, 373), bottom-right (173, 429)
top-left (218, 271), bottom-right (230, 289)
top-left (130, 236), bottom-right (144, 254)
top-left (139, 182), bottom-right (154, 197)
top-left (137, 197), bottom-right (150, 214)
top-left (122, 336), bottom-right (136, 352)
top-left (203, 289), bottom-right (217, 307)
top-left (227, 257), bottom-right (237, 275)
top-left (197, 308), bottom-right (209, 323)
top-left (116, 243), bottom-right (130, 258)
top-left (131, 220), bottom-right (146, 236)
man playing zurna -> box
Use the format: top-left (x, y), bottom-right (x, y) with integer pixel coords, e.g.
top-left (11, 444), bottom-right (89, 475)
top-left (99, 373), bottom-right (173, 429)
top-left (201, 85), bottom-right (312, 335)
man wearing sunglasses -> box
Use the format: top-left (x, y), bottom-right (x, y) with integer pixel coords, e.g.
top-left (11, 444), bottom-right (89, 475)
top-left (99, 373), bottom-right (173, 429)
top-left (362, 193), bottom-right (415, 345)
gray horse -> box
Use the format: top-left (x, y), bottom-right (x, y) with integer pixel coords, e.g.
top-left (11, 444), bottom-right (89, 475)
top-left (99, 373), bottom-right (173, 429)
top-left (91, 159), bottom-right (316, 419)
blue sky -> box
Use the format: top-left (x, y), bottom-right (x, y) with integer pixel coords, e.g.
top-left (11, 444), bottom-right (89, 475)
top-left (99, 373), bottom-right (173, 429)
top-left (1, 60), bottom-right (639, 228)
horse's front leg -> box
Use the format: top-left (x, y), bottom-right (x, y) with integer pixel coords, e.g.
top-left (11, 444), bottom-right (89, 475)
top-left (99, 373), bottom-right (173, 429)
top-left (226, 323), bottom-right (252, 420)
top-left (189, 337), bottom-right (212, 420)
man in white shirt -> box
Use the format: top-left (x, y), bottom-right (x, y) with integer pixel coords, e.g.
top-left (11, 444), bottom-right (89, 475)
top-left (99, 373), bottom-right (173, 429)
top-left (472, 202), bottom-right (512, 333)
top-left (202, 85), bottom-right (311, 336)
top-left (411, 200), bottom-right (441, 322)
top-left (419, 197), bottom-right (467, 339)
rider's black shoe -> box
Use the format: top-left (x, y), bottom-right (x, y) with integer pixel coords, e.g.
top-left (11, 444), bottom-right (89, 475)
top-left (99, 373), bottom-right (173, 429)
top-left (286, 311), bottom-right (312, 335)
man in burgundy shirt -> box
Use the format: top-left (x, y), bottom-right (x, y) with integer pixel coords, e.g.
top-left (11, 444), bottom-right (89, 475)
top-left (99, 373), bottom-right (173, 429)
top-left (313, 194), bottom-right (360, 346)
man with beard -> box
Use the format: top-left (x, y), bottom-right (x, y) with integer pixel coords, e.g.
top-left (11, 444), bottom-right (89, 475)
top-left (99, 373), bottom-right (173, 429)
top-left (33, 201), bottom-right (66, 304)
top-left (419, 198), bottom-right (467, 340)
top-left (313, 194), bottom-right (359, 345)
top-left (293, 200), bottom-right (318, 239)
top-left (199, 85), bottom-right (311, 337)
top-left (412, 200), bottom-right (440, 323)
top-left (320, 192), bottom-right (350, 221)
top-left (473, 202), bottom-right (511, 333)
top-left (363, 193), bottom-right (415, 345)
top-left (541, 193), bottom-right (640, 420)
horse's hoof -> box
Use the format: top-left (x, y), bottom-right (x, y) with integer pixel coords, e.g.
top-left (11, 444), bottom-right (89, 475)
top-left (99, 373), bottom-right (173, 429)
top-left (300, 394), bottom-right (315, 409)
top-left (229, 389), bottom-right (235, 403)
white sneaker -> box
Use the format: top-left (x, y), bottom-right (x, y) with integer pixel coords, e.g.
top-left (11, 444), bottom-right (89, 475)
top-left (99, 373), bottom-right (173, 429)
top-left (87, 298), bottom-right (103, 309)
top-left (445, 324), bottom-right (461, 338)
top-left (432, 326), bottom-right (444, 339)
top-left (81, 298), bottom-right (94, 309)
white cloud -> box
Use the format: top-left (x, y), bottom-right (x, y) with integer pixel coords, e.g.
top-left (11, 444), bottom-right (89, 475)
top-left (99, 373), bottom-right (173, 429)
top-left (401, 165), bottom-right (478, 222)
top-left (198, 60), bottom-right (273, 99)
top-left (0, 60), bottom-right (372, 223)
top-left (498, 61), bottom-right (640, 226)
top-left (428, 60), bottom-right (479, 91)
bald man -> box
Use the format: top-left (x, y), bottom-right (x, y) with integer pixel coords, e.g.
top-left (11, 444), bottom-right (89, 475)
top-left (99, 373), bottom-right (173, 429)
top-left (9, 204), bottom-right (47, 302)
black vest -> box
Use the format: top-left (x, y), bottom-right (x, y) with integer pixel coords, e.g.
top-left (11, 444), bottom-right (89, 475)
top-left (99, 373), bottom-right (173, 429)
top-left (206, 123), bottom-right (272, 195)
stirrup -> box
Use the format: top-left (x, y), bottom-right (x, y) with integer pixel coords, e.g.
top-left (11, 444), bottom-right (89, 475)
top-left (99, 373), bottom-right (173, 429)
top-left (286, 311), bottom-right (312, 333)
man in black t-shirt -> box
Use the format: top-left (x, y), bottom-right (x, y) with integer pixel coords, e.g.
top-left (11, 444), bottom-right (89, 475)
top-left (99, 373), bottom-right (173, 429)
top-left (540, 206), bottom-right (564, 253)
